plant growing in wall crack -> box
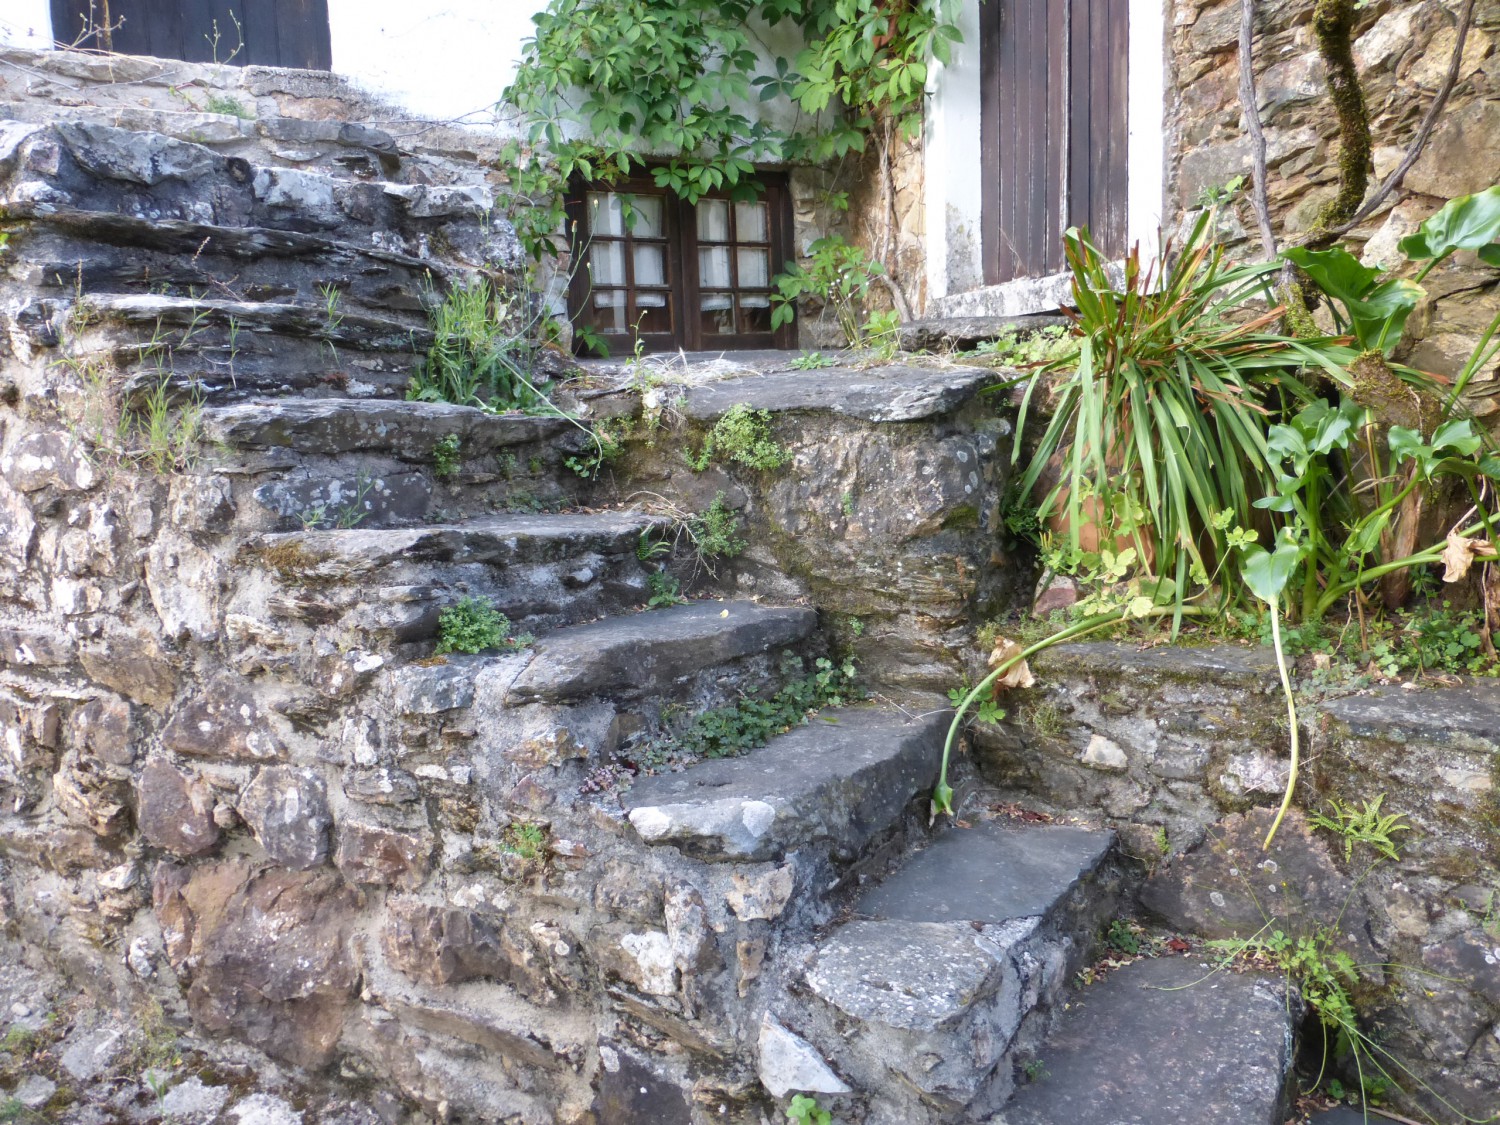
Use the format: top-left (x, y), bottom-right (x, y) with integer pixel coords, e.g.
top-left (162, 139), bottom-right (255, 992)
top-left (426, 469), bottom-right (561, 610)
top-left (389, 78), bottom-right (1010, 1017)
top-left (435, 596), bottom-right (534, 655)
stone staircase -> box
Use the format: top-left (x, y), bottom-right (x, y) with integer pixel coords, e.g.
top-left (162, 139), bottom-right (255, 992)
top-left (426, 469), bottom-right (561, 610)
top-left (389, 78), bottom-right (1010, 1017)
top-left (0, 103), bottom-right (1310, 1125)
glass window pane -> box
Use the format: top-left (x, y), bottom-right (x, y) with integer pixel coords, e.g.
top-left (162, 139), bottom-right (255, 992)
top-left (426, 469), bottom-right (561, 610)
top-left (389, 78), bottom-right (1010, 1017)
top-left (734, 201), bottom-right (768, 243)
top-left (633, 243), bottom-right (666, 286)
top-left (628, 195), bottom-right (664, 237)
top-left (590, 241), bottom-right (626, 286)
top-left (699, 246), bottom-right (731, 288)
top-left (738, 295), bottom-right (772, 334)
top-left (635, 298), bottom-right (672, 334)
top-left (588, 192), bottom-right (624, 238)
top-left (737, 248), bottom-right (769, 288)
top-left (593, 290), bottom-right (626, 332)
top-left (697, 200), bottom-right (730, 242)
top-left (700, 292), bottom-right (733, 336)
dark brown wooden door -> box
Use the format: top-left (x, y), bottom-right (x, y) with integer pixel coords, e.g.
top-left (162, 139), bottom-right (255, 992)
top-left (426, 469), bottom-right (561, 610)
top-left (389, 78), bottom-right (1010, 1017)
top-left (982, 0), bottom-right (1129, 285)
top-left (51, 0), bottom-right (332, 69)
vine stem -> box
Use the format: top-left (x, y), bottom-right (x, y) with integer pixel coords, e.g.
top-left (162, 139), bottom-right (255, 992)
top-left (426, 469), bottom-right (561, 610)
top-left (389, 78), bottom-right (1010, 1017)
top-left (932, 605), bottom-right (1211, 820)
top-left (1262, 594), bottom-right (1300, 849)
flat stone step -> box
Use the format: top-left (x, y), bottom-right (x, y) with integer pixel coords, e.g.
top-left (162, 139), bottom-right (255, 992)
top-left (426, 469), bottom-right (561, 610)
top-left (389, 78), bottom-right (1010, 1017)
top-left (82, 293), bottom-right (431, 351)
top-left (238, 511), bottom-right (657, 643)
top-left (204, 398), bottom-right (576, 460)
top-left (899, 314), bottom-right (1070, 352)
top-left (993, 955), bottom-right (1298, 1125)
top-left (623, 706), bottom-right (943, 863)
top-left (768, 822), bottom-right (1117, 1121)
top-left (507, 601), bottom-right (817, 705)
top-left (251, 510), bottom-right (655, 581)
top-left (680, 365), bottom-right (997, 424)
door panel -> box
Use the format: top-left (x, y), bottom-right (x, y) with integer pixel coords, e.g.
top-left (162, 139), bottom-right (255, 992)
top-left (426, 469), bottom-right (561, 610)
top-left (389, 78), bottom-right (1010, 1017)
top-left (983, 0), bottom-right (1129, 285)
top-left (50, 0), bottom-right (333, 69)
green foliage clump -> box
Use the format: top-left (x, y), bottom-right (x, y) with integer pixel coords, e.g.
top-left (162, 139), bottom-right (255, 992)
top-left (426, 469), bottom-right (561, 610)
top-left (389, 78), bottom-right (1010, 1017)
top-left (786, 1094), bottom-right (832, 1125)
top-left (565, 417), bottom-right (631, 479)
top-left (435, 596), bottom-right (534, 655)
top-left (973, 324), bottom-right (1078, 367)
top-left (647, 571), bottom-right (687, 608)
top-left (770, 235), bottom-right (885, 347)
top-left (501, 0), bottom-right (962, 258)
top-left (205, 94), bottom-right (251, 118)
top-left (689, 493), bottom-right (747, 564)
top-left (1309, 795), bottom-right (1411, 863)
top-left (432, 433), bottom-right (463, 479)
top-left (690, 404), bottom-right (789, 472)
top-left (501, 821), bottom-right (548, 859)
top-left (408, 278), bottom-right (552, 412)
top-left (656, 657), bottom-right (859, 763)
top-left (789, 351), bottom-right (835, 370)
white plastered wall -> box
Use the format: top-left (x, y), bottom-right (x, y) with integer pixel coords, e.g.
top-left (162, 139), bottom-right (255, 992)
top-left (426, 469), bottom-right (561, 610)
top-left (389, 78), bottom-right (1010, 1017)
top-left (0, 0), bottom-right (55, 48)
top-left (924, 0), bottom-right (1168, 316)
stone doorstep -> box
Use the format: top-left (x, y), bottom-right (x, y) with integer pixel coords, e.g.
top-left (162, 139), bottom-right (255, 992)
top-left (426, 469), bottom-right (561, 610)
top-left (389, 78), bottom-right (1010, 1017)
top-left (899, 314), bottom-right (1071, 353)
top-left (991, 956), bottom-right (1299, 1125)
top-left (1030, 640), bottom-right (1281, 690)
top-left (624, 706), bottom-right (944, 863)
top-left (679, 364), bottom-right (1000, 425)
top-left (505, 601), bottom-right (818, 706)
top-left (203, 398), bottom-right (575, 460)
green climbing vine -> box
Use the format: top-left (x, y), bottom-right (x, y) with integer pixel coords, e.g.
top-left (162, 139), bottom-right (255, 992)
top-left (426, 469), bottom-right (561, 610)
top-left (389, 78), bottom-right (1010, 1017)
top-left (499, 0), bottom-right (963, 258)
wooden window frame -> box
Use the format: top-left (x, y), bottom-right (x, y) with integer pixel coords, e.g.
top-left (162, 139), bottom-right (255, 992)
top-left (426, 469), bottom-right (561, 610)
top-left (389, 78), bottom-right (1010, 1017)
top-left (565, 173), bottom-right (797, 356)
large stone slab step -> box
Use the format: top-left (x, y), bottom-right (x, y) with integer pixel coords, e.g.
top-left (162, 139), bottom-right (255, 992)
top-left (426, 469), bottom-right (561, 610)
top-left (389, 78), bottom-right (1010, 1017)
top-left (506, 600), bottom-right (818, 706)
top-left (899, 314), bottom-right (1069, 353)
top-left (80, 293), bottom-right (431, 351)
top-left (237, 510), bottom-right (657, 643)
top-left (680, 365), bottom-right (998, 424)
top-left (764, 821), bottom-right (1117, 1122)
top-left (992, 955), bottom-right (1299, 1124)
top-left (204, 398), bottom-right (577, 461)
top-left (623, 706), bottom-right (943, 863)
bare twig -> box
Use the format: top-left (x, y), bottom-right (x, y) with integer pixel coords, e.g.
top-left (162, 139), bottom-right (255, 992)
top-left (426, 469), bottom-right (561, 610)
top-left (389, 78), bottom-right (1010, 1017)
top-left (1238, 0), bottom-right (1278, 258)
top-left (1308, 0), bottom-right (1476, 247)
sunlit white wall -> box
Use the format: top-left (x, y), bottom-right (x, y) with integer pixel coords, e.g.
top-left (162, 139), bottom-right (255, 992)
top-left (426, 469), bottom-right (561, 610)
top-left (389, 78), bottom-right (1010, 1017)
top-left (0, 0), bottom-right (54, 48)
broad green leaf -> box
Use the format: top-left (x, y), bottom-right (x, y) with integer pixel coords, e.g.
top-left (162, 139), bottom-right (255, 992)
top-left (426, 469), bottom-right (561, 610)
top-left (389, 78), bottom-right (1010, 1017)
top-left (1431, 418), bottom-right (1482, 455)
top-left (1345, 278), bottom-right (1423, 353)
top-left (1480, 245), bottom-right (1500, 268)
top-left (1387, 426), bottom-right (1426, 464)
top-left (1398, 184), bottom-right (1500, 261)
top-left (1241, 541), bottom-right (1302, 606)
top-left (1282, 245), bottom-right (1381, 304)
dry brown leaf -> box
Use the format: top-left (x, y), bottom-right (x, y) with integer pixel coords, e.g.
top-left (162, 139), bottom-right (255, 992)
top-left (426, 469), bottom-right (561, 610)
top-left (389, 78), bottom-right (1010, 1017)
top-left (1441, 533), bottom-right (1497, 583)
top-left (986, 637), bottom-right (1036, 690)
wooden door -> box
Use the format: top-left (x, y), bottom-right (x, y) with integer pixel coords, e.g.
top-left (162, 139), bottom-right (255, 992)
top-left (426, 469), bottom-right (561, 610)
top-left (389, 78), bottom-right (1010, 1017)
top-left (982, 0), bottom-right (1129, 285)
top-left (51, 0), bottom-right (333, 69)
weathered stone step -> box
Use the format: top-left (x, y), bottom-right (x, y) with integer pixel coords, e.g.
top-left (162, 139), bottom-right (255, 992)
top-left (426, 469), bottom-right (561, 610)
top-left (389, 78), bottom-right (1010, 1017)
top-left (992, 955), bottom-right (1299, 1124)
top-left (204, 398), bottom-right (577, 461)
top-left (238, 510), bottom-right (657, 643)
top-left (80, 293), bottom-right (431, 351)
top-left (507, 601), bottom-right (818, 705)
top-left (899, 314), bottom-right (1070, 353)
top-left (680, 364), bottom-right (998, 425)
top-left (623, 706), bottom-right (943, 863)
top-left (772, 822), bottom-right (1116, 1120)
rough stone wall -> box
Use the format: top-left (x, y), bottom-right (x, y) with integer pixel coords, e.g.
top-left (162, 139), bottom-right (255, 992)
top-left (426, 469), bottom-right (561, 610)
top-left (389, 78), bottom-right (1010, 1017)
top-left (1170, 0), bottom-right (1500, 410)
top-left (976, 643), bottom-right (1500, 1121)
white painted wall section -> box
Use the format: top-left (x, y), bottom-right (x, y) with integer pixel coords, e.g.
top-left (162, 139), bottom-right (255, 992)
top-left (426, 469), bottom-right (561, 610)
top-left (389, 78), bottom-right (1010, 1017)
top-left (0, 0), bottom-right (54, 48)
top-left (325, 0), bottom-right (535, 125)
top-left (922, 0), bottom-right (985, 306)
top-left (1126, 0), bottom-right (1167, 251)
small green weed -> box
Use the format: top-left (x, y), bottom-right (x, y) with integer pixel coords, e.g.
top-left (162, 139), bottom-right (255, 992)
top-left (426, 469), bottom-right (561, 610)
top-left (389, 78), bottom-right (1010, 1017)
top-left (847, 615), bottom-right (864, 637)
top-left (1023, 700), bottom-right (1065, 737)
top-left (647, 572), bottom-right (687, 608)
top-left (0, 1025), bottom-right (32, 1053)
top-left (640, 657), bottom-right (859, 767)
top-left (840, 491), bottom-right (855, 518)
top-left (786, 1093), bottom-right (832, 1125)
top-left (689, 404), bottom-right (790, 472)
top-left (789, 351), bottom-right (834, 370)
top-left (501, 821), bottom-right (547, 860)
top-left (435, 596), bottom-right (534, 655)
top-left (637, 531), bottom-right (671, 563)
top-left (126, 373), bottom-right (205, 475)
top-left (689, 493), bottom-right (747, 565)
top-left (0, 1099), bottom-right (25, 1123)
top-left (432, 433), bottom-right (463, 479)
top-left (1021, 1059), bottom-right (1049, 1083)
top-left (973, 324), bottom-right (1077, 367)
top-left (565, 417), bottom-right (630, 479)
top-left (1105, 919), bottom-right (1143, 956)
top-left (205, 94), bottom-right (250, 117)
top-left (408, 277), bottom-right (553, 412)
top-left (865, 308), bottom-right (901, 360)
top-left (1309, 795), bottom-right (1411, 863)
top-left (948, 682), bottom-right (1005, 725)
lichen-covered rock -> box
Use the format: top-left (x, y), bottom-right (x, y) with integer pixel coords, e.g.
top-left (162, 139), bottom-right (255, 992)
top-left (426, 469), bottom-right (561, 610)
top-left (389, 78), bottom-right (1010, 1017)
top-left (137, 758), bottom-right (219, 857)
top-left (161, 679), bottom-right (283, 761)
top-left (152, 859), bottom-right (358, 1068)
top-left (383, 900), bottom-right (509, 986)
top-left (1, 431), bottom-right (97, 493)
top-left (237, 766), bottom-right (331, 870)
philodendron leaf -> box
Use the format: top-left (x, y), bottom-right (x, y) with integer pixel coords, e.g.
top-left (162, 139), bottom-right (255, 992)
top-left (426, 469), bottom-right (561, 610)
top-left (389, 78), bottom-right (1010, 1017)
top-left (1346, 278), bottom-right (1423, 353)
top-left (1480, 244), bottom-right (1500, 268)
top-left (1282, 245), bottom-right (1381, 304)
top-left (1241, 541), bottom-right (1302, 606)
top-left (1430, 418), bottom-right (1482, 456)
top-left (1398, 184), bottom-right (1500, 261)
